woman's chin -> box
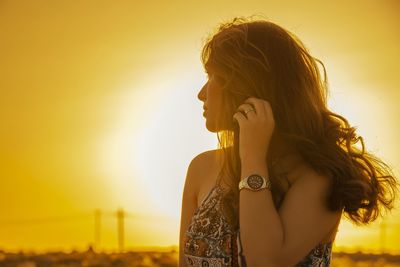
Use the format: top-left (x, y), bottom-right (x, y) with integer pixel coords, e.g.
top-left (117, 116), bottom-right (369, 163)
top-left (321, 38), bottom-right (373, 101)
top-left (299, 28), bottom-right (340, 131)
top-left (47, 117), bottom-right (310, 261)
top-left (205, 120), bottom-right (218, 133)
top-left (205, 119), bottom-right (232, 133)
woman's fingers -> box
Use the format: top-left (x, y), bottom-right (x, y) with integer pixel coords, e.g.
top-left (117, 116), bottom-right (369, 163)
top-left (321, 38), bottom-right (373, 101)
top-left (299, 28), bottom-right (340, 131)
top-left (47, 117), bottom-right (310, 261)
top-left (244, 97), bottom-right (267, 116)
top-left (236, 103), bottom-right (257, 120)
top-left (235, 98), bottom-right (273, 125)
top-left (233, 111), bottom-right (247, 125)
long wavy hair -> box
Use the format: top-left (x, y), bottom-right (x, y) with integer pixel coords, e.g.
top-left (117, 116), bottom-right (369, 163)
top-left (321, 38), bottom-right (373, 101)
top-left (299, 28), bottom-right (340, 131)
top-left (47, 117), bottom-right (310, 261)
top-left (201, 17), bottom-right (399, 231)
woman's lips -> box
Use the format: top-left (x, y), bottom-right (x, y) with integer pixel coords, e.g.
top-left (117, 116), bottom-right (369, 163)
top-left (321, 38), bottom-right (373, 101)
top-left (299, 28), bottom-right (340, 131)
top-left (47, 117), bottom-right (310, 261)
top-left (203, 105), bottom-right (207, 116)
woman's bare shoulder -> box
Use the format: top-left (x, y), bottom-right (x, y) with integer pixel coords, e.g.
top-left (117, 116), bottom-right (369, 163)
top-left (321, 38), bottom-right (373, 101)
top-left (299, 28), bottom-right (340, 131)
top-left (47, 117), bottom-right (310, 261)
top-left (188, 149), bottom-right (223, 169)
top-left (185, 149), bottom-right (222, 188)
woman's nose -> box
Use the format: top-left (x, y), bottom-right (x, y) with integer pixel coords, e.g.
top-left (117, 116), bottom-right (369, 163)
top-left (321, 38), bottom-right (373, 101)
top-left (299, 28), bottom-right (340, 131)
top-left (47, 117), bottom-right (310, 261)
top-left (197, 83), bottom-right (207, 101)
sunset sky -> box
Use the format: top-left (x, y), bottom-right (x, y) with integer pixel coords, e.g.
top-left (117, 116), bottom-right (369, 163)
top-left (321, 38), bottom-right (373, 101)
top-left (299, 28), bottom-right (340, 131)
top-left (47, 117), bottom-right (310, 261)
top-left (1, 0), bottom-right (399, 254)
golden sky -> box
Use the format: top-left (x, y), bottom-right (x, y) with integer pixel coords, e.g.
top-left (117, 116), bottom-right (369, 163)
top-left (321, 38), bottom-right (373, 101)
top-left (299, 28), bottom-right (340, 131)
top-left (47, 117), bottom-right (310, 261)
top-left (0, 0), bottom-right (399, 253)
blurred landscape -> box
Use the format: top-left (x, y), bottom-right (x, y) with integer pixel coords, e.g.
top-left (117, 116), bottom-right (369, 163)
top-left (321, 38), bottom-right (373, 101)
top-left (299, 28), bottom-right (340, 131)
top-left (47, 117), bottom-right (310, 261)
top-left (0, 246), bottom-right (178, 267)
top-left (1, 208), bottom-right (398, 266)
top-left (1, 248), bottom-right (399, 267)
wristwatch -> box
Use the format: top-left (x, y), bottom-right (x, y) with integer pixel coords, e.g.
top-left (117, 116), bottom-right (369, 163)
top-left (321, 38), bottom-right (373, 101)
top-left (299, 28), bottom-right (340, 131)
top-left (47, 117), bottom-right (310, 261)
top-left (239, 174), bottom-right (271, 191)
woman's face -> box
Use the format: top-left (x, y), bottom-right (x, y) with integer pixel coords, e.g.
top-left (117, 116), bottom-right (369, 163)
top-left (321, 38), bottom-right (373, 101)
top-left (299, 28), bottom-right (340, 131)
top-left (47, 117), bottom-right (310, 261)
top-left (197, 68), bottom-right (226, 132)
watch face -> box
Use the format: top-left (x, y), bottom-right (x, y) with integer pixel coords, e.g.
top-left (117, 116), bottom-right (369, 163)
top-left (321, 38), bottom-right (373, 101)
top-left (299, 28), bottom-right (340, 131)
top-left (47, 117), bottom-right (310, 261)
top-left (247, 175), bottom-right (264, 189)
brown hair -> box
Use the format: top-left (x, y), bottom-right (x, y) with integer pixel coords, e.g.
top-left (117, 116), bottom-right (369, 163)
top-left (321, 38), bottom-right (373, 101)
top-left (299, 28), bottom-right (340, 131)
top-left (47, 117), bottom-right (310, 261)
top-left (201, 16), bottom-right (399, 230)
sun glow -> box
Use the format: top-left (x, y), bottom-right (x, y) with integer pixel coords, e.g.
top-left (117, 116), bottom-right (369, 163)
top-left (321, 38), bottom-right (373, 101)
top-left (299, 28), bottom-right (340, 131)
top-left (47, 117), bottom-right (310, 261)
top-left (97, 65), bottom-right (216, 220)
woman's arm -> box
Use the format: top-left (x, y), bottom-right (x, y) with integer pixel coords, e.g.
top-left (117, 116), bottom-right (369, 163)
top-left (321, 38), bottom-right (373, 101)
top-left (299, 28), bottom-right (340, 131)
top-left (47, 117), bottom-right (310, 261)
top-left (178, 159), bottom-right (198, 267)
top-left (239, 160), bottom-right (341, 267)
top-left (179, 150), bottom-right (215, 267)
top-left (233, 97), bottom-right (341, 266)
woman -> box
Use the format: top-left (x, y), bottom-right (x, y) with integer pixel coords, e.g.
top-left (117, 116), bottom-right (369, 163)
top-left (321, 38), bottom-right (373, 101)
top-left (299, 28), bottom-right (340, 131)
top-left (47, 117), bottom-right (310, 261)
top-left (179, 17), bottom-right (398, 267)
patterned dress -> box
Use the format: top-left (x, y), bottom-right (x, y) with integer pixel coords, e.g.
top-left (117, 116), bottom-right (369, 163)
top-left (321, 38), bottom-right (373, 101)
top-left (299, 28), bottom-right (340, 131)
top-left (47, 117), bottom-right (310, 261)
top-left (183, 183), bottom-right (333, 267)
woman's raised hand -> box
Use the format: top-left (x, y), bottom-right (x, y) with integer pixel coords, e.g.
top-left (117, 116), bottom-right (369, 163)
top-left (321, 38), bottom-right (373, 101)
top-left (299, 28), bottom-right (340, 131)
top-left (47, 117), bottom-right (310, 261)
top-left (233, 97), bottom-right (275, 166)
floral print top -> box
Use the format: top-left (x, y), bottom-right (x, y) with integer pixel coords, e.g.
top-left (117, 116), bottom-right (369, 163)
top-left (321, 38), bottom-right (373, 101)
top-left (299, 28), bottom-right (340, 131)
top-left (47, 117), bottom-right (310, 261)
top-left (183, 183), bottom-right (333, 267)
